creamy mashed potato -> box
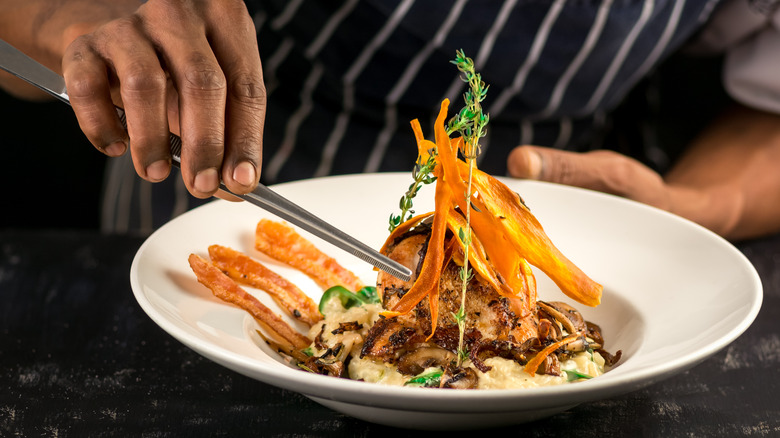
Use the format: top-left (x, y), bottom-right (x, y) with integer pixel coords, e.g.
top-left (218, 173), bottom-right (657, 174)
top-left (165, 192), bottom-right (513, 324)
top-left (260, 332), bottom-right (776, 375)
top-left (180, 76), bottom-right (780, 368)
top-left (348, 356), bottom-right (417, 386)
top-left (306, 300), bottom-right (383, 356)
top-left (349, 352), bottom-right (605, 388)
top-left (476, 352), bottom-right (605, 389)
top-left (310, 298), bottom-right (606, 389)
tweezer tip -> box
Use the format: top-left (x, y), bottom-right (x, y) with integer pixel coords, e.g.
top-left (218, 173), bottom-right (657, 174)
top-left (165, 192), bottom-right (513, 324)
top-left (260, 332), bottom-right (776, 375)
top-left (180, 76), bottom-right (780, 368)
top-left (354, 252), bottom-right (411, 282)
top-left (385, 269), bottom-right (411, 282)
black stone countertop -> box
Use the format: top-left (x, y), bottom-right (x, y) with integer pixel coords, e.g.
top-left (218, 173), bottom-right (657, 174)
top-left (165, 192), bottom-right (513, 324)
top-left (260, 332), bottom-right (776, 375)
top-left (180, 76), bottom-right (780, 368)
top-left (1, 229), bottom-right (778, 437)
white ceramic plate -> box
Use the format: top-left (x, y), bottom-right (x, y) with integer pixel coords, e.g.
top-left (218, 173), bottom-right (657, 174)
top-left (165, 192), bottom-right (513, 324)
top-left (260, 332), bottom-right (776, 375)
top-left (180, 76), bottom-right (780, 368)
top-left (130, 173), bottom-right (762, 430)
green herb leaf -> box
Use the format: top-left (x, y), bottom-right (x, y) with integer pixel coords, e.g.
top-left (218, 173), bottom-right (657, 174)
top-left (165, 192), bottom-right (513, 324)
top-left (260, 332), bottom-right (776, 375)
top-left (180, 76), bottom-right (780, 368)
top-left (318, 285), bottom-right (380, 315)
top-left (356, 286), bottom-right (380, 304)
top-left (388, 154), bottom-right (438, 232)
top-left (404, 369), bottom-right (444, 387)
top-left (452, 305), bottom-right (466, 323)
top-left (563, 370), bottom-right (594, 382)
top-left (457, 346), bottom-right (469, 364)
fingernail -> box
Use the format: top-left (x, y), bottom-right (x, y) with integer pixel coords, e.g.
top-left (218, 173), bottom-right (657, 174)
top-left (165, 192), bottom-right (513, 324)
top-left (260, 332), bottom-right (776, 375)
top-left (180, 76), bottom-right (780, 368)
top-left (525, 150), bottom-right (543, 179)
top-left (194, 168), bottom-right (219, 193)
top-left (146, 160), bottom-right (170, 182)
top-left (232, 161), bottom-right (257, 187)
top-left (105, 141), bottom-right (126, 156)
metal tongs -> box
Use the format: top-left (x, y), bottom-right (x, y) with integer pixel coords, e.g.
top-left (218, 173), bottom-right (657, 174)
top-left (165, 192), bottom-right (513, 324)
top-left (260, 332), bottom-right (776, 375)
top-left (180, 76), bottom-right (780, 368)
top-left (0, 39), bottom-right (412, 282)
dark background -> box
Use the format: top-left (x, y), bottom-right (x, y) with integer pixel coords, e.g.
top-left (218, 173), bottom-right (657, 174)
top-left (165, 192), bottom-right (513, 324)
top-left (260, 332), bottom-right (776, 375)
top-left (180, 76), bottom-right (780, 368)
top-left (0, 87), bottom-right (105, 229)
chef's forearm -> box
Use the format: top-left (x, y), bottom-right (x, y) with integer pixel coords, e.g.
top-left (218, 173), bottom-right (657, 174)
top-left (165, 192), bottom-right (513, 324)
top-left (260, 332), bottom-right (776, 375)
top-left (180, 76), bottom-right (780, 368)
top-left (0, 0), bottom-right (140, 99)
top-left (665, 104), bottom-right (780, 240)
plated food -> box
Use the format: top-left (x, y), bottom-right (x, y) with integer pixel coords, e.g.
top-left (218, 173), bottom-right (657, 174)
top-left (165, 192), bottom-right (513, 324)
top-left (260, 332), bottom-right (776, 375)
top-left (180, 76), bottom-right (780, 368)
top-left (188, 211), bottom-right (620, 389)
top-left (131, 172), bottom-right (761, 427)
top-left (186, 52), bottom-right (621, 388)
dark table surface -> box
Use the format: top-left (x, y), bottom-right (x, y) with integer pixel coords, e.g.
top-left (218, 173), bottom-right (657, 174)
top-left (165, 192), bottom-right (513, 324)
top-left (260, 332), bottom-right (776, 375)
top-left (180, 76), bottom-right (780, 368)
top-left (1, 229), bottom-right (778, 437)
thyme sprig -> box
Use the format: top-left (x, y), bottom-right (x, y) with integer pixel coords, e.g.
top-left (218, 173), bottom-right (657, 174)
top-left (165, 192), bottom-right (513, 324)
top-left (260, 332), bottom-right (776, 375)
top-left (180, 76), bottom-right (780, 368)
top-left (387, 50), bottom-right (490, 368)
top-left (388, 152), bottom-right (437, 232)
top-left (446, 50), bottom-right (489, 147)
top-left (448, 49), bottom-right (489, 366)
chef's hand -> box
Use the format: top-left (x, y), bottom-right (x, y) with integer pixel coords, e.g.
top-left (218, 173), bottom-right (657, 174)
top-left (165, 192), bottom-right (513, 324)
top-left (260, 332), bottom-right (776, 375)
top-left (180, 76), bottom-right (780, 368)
top-left (62, 0), bottom-right (265, 198)
top-left (507, 146), bottom-right (672, 209)
top-left (507, 105), bottom-right (780, 241)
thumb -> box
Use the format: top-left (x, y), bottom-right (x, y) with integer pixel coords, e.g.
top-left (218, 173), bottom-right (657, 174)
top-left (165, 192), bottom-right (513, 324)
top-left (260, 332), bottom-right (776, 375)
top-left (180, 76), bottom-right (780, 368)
top-left (508, 145), bottom-right (604, 187)
top-left (507, 145), bottom-right (545, 179)
top-left (507, 145), bottom-right (667, 203)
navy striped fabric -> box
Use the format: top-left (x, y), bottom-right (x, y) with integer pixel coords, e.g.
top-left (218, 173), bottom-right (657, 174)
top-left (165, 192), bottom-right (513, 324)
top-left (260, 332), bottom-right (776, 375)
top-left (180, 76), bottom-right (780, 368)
top-left (102, 0), bottom-right (723, 234)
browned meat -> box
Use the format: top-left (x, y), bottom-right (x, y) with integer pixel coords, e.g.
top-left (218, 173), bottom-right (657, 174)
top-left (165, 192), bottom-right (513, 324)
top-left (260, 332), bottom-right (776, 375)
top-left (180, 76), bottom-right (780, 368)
top-left (361, 224), bottom-right (539, 370)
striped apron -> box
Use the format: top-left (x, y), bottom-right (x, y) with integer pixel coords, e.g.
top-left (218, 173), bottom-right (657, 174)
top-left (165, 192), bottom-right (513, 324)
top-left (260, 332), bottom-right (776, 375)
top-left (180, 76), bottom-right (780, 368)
top-left (102, 0), bottom-right (722, 234)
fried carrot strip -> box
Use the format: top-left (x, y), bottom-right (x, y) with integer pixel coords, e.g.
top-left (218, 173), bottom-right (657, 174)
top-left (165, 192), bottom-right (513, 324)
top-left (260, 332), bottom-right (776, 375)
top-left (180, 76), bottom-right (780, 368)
top-left (446, 210), bottom-right (510, 298)
top-left (255, 219), bottom-right (364, 292)
top-left (523, 334), bottom-right (580, 376)
top-left (467, 166), bottom-right (602, 306)
top-left (381, 180), bottom-right (452, 320)
top-left (424, 236), bottom-right (458, 340)
top-left (208, 245), bottom-right (322, 326)
top-left (188, 254), bottom-right (312, 350)
top-left (430, 99), bottom-right (601, 307)
top-left (382, 101), bottom-right (502, 329)
top-left (376, 119), bottom-right (437, 258)
top-left (447, 208), bottom-right (535, 320)
top-left (427, 277), bottom-right (441, 340)
top-left (431, 101), bottom-right (533, 316)
top-left (411, 119), bottom-right (437, 162)
top-left (380, 100), bottom-right (454, 320)
top-left (412, 110), bottom-right (532, 331)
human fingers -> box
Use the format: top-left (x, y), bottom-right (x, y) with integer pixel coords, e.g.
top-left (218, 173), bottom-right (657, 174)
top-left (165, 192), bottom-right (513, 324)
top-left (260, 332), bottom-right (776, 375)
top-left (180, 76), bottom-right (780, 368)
top-left (61, 0), bottom-right (263, 199)
top-left (132, 1), bottom-right (229, 198)
top-left (199, 0), bottom-right (265, 194)
top-left (507, 145), bottom-right (670, 209)
top-left (66, 0), bottom-right (250, 198)
top-left (62, 39), bottom-right (129, 159)
top-left (102, 18), bottom-right (172, 182)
